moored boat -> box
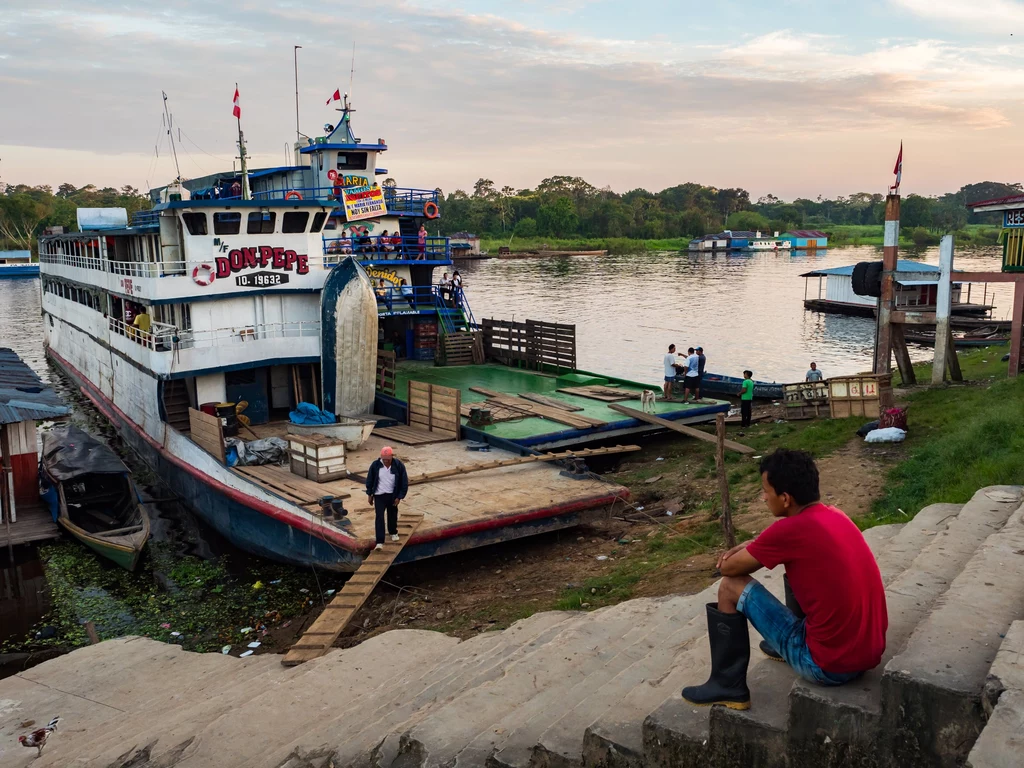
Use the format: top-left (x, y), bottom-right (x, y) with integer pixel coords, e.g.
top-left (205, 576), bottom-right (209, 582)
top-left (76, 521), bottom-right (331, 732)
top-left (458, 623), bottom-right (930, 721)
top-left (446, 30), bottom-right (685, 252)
top-left (39, 425), bottom-right (150, 570)
top-left (0, 250), bottom-right (39, 278)
top-left (698, 372), bottom-right (783, 400)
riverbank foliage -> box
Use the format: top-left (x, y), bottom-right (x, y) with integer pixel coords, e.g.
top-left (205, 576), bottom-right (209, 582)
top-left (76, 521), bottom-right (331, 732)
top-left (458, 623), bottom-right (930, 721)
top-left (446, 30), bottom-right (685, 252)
top-left (440, 178), bottom-right (1018, 248)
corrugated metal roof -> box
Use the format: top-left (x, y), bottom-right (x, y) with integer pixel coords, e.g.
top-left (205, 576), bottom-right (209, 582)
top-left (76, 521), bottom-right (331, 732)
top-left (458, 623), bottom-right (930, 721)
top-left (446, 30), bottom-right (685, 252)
top-left (800, 260), bottom-right (941, 278)
top-left (967, 193), bottom-right (1024, 210)
top-left (0, 348), bottom-right (70, 425)
top-left (783, 230), bottom-right (828, 238)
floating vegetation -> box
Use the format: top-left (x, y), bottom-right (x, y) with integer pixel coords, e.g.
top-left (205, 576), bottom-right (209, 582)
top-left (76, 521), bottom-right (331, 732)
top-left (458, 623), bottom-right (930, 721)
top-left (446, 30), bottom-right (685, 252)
top-left (1, 539), bottom-right (342, 655)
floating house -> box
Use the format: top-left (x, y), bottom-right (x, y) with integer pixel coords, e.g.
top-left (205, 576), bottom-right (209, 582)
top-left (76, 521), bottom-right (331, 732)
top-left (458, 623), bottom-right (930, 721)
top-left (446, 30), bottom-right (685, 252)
top-left (780, 230), bottom-right (828, 249)
top-left (449, 232), bottom-right (482, 259)
top-left (0, 250), bottom-right (39, 278)
top-left (801, 260), bottom-right (993, 318)
top-left (0, 348), bottom-right (70, 550)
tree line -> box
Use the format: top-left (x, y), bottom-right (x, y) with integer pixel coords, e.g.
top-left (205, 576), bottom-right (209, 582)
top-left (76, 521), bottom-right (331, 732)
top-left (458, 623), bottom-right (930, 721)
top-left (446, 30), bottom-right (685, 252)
top-left (2, 177), bottom-right (1018, 253)
top-left (435, 178), bottom-right (1021, 241)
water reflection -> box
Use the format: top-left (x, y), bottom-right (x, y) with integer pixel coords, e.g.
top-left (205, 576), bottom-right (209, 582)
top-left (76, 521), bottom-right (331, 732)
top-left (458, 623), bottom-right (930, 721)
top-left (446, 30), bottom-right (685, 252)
top-left (458, 245), bottom-right (1008, 383)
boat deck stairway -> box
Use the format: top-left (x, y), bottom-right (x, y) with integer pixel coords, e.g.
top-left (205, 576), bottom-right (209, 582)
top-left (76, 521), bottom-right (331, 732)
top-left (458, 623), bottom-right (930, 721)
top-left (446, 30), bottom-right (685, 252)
top-left (161, 379), bottom-right (192, 432)
top-left (281, 511), bottom-right (424, 666)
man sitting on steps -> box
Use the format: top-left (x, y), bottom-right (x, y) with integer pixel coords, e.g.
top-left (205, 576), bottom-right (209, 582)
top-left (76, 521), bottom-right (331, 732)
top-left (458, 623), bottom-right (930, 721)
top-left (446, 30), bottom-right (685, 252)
top-left (682, 448), bottom-right (888, 710)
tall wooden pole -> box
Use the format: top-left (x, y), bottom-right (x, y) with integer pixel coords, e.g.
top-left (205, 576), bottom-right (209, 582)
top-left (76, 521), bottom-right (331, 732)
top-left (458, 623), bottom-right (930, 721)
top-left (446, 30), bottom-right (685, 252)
top-left (874, 195), bottom-right (899, 375)
top-left (715, 414), bottom-right (736, 548)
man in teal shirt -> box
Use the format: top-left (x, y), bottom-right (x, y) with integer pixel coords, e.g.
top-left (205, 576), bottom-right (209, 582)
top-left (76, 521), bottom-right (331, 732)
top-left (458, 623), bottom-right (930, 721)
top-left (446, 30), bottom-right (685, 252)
top-left (740, 370), bottom-right (754, 427)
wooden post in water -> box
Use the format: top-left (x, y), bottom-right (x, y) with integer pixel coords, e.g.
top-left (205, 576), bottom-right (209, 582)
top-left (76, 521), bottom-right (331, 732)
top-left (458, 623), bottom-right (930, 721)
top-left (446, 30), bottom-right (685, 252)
top-left (875, 194), bottom-right (916, 384)
top-left (715, 414), bottom-right (736, 548)
top-left (932, 235), bottom-right (962, 384)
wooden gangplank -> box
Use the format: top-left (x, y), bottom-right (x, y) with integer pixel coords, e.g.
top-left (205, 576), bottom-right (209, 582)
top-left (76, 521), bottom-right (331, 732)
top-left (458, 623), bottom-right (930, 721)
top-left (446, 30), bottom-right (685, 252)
top-left (282, 512), bottom-right (425, 666)
top-left (607, 404), bottom-right (754, 455)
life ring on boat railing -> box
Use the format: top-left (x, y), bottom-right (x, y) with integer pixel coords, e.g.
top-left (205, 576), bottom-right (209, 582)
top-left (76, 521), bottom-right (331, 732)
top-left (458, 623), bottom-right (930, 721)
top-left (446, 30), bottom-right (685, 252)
top-left (192, 264), bottom-right (216, 286)
top-left (423, 201), bottom-right (439, 219)
top-left (285, 190), bottom-right (304, 200)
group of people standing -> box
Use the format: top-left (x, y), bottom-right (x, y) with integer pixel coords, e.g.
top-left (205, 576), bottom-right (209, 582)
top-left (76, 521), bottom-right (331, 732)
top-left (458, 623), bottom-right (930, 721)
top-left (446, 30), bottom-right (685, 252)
top-left (662, 344), bottom-right (706, 402)
top-left (329, 224), bottom-right (431, 259)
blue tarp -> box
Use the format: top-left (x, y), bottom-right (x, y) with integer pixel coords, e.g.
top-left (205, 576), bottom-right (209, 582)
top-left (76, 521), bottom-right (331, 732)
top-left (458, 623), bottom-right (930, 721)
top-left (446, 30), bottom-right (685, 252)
top-left (289, 402), bottom-right (336, 425)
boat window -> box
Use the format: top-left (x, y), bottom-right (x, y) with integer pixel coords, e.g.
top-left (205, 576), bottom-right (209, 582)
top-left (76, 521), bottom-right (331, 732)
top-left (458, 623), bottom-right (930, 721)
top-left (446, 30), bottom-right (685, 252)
top-left (213, 212), bottom-right (242, 235)
top-left (282, 212), bottom-right (310, 234)
top-left (323, 216), bottom-right (338, 231)
top-left (181, 212), bottom-right (208, 236)
top-left (247, 211), bottom-right (276, 234)
top-left (310, 212), bottom-right (328, 233)
top-left (336, 152), bottom-right (368, 170)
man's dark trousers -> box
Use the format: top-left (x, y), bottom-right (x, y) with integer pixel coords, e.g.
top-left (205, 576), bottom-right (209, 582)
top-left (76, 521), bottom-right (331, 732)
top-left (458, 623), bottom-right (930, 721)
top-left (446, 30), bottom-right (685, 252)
top-left (374, 493), bottom-right (399, 544)
top-left (741, 401), bottom-right (752, 427)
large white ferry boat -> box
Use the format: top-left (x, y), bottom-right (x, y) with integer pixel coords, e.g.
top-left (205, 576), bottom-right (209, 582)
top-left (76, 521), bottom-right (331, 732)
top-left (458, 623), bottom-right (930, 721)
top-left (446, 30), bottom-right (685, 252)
top-left (37, 99), bottom-right (633, 570)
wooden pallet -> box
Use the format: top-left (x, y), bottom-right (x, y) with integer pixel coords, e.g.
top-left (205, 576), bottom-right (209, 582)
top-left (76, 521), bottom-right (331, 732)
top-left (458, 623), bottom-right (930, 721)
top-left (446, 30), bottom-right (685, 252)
top-left (556, 385), bottom-right (639, 402)
top-left (460, 403), bottom-right (532, 423)
top-left (373, 424), bottom-right (457, 446)
top-left (282, 512), bottom-right (424, 666)
top-left (484, 394), bottom-right (606, 430)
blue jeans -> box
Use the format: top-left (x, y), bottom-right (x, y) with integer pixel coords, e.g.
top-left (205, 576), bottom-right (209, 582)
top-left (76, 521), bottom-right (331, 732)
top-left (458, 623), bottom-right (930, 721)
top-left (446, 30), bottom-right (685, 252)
top-left (737, 580), bottom-right (862, 686)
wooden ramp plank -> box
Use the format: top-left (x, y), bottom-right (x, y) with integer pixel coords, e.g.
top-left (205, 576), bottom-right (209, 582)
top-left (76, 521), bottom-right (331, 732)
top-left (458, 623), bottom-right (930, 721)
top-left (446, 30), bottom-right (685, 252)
top-left (282, 513), bottom-right (425, 666)
top-left (607, 403), bottom-right (754, 455)
top-left (517, 392), bottom-right (584, 412)
top-left (556, 385), bottom-right (638, 402)
top-left (373, 424), bottom-right (455, 446)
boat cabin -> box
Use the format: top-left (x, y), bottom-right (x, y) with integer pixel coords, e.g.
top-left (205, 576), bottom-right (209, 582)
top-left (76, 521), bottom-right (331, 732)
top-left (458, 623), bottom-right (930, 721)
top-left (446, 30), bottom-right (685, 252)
top-left (780, 230), bottom-right (828, 249)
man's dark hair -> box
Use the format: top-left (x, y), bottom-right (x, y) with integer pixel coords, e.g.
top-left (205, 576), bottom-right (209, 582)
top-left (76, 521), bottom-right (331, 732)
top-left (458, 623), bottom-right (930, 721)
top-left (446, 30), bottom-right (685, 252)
top-left (669, 344), bottom-right (676, 351)
top-left (743, 369), bottom-right (752, 377)
top-left (759, 449), bottom-right (820, 504)
top-left (687, 347), bottom-right (695, 354)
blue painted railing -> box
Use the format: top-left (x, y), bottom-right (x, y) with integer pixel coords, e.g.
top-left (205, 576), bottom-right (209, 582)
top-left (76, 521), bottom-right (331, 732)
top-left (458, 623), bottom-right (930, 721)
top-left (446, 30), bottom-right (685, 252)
top-left (194, 185), bottom-right (440, 216)
top-left (324, 235), bottom-right (450, 262)
top-left (371, 284), bottom-right (475, 329)
top-left (130, 210), bottom-right (160, 228)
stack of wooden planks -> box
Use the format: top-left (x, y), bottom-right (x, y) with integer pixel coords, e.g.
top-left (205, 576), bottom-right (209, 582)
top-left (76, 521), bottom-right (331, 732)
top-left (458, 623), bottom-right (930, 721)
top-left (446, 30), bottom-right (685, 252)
top-left (282, 512), bottom-right (424, 666)
top-left (468, 388), bottom-right (606, 430)
top-left (556, 385), bottom-right (639, 402)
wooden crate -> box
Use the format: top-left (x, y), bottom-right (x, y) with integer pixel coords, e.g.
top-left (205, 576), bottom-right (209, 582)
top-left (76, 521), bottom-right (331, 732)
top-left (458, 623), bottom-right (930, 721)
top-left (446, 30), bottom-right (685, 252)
top-left (782, 381), bottom-right (829, 420)
top-left (288, 433), bottom-right (347, 483)
top-left (828, 374), bottom-right (892, 419)
top-left (188, 407), bottom-right (225, 463)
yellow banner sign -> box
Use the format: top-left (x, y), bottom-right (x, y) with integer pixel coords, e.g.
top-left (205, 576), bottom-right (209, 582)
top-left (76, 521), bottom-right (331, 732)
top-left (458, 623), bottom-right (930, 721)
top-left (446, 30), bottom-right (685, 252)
top-left (343, 185), bottom-right (388, 222)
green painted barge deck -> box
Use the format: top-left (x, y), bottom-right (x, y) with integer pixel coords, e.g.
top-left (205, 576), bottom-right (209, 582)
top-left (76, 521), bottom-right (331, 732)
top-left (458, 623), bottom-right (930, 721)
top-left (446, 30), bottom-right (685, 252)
top-left (389, 361), bottom-right (730, 448)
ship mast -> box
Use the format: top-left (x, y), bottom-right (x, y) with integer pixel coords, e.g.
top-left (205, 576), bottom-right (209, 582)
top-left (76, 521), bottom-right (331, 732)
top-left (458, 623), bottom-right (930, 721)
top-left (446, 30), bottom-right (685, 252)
top-left (161, 91), bottom-right (182, 182)
top-left (235, 82), bottom-right (252, 201)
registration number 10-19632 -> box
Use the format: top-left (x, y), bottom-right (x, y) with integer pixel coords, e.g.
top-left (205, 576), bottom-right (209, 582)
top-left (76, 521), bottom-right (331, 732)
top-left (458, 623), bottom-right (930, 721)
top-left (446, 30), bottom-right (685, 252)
top-left (235, 271), bottom-right (290, 287)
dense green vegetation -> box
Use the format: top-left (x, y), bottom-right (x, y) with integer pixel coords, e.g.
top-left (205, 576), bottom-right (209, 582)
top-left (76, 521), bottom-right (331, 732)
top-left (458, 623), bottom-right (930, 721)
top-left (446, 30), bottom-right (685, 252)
top-left (439, 178), bottom-right (1019, 246)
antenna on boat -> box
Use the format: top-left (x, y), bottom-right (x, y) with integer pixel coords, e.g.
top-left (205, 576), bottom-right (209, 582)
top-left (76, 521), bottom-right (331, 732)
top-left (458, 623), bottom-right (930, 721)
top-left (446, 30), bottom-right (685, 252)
top-left (294, 45), bottom-right (302, 142)
top-left (348, 42), bottom-right (356, 101)
top-left (161, 91), bottom-right (182, 182)
top-left (235, 82), bottom-right (252, 201)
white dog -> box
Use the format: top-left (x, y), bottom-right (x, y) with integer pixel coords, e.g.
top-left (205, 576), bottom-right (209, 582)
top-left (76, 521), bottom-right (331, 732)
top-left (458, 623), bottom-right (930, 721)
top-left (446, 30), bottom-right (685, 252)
top-left (640, 389), bottom-right (657, 414)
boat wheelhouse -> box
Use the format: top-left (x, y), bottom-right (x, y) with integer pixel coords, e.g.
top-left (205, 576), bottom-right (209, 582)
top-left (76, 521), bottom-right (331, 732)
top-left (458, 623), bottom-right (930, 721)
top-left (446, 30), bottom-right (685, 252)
top-left (38, 98), bottom-right (729, 572)
top-left (801, 260), bottom-right (994, 318)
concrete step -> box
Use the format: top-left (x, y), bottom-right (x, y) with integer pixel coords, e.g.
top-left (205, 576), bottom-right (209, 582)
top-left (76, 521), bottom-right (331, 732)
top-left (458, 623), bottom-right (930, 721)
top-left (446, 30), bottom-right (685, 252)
top-left (391, 596), bottom-right (706, 767)
top-left (883, 498), bottom-right (1024, 768)
top-left (484, 593), bottom-right (709, 768)
top-left (258, 610), bottom-right (585, 766)
top-left (967, 621), bottom-right (1024, 768)
top-left (787, 487), bottom-right (1021, 767)
top-left (637, 520), bottom-right (906, 768)
top-left (60, 630), bottom-right (457, 768)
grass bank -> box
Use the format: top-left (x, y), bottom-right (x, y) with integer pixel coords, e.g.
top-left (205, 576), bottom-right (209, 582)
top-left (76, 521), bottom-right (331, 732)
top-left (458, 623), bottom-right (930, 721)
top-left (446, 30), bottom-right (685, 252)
top-left (825, 224), bottom-right (1000, 247)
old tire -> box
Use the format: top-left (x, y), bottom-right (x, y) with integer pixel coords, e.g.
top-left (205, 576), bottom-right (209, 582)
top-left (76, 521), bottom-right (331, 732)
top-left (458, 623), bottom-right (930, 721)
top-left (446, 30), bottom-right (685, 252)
top-left (852, 261), bottom-right (883, 297)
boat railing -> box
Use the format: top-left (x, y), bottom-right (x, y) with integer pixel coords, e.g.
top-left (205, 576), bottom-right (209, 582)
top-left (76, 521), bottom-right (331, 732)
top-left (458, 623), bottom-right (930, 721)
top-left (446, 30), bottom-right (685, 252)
top-left (109, 317), bottom-right (321, 351)
top-left (40, 250), bottom-right (354, 279)
top-left (202, 186), bottom-right (440, 214)
top-left (130, 210), bottom-right (160, 228)
top-left (323, 235), bottom-right (450, 262)
top-left (373, 285), bottom-right (438, 313)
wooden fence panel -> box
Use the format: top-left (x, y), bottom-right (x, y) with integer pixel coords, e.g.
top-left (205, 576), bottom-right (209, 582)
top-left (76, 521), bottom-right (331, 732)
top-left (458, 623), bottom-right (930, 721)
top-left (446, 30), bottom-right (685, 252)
top-left (376, 350), bottom-right (396, 396)
top-left (481, 318), bottom-right (576, 370)
top-left (188, 407), bottom-right (225, 463)
top-left (407, 381), bottom-right (461, 440)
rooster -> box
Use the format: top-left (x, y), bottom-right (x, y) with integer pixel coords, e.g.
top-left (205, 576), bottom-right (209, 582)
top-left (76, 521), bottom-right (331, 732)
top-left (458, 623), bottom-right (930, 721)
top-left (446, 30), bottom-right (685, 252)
top-left (18, 716), bottom-right (60, 758)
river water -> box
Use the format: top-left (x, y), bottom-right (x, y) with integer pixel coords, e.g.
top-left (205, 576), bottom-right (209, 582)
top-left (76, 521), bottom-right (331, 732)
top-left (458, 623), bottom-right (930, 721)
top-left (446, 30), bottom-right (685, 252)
top-left (0, 244), bottom-right (1009, 652)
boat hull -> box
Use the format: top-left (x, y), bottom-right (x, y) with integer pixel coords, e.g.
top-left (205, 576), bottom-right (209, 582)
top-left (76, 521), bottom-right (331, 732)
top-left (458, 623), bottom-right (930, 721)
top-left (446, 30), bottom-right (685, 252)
top-left (699, 373), bottom-right (783, 400)
top-left (57, 519), bottom-right (147, 570)
top-left (0, 264), bottom-right (39, 278)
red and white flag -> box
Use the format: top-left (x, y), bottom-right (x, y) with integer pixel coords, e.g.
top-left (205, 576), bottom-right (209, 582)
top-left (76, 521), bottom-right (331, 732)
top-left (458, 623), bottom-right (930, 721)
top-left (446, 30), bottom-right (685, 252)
top-left (232, 87), bottom-right (241, 119)
top-left (326, 88), bottom-right (341, 106)
top-left (891, 142), bottom-right (903, 192)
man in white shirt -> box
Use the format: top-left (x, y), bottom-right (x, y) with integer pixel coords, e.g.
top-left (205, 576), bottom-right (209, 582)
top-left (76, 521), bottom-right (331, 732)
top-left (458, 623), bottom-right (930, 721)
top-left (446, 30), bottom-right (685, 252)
top-left (684, 347), bottom-right (700, 402)
top-left (365, 446), bottom-right (409, 551)
top-left (663, 344), bottom-right (685, 400)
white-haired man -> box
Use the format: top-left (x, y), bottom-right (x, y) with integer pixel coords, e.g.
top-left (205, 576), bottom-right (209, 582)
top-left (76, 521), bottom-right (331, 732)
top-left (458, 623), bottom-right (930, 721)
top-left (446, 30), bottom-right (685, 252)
top-left (365, 446), bottom-right (409, 551)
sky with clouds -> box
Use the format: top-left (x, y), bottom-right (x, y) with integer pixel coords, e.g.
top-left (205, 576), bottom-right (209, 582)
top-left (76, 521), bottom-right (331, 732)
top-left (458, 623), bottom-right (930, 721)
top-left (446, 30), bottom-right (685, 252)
top-left (2, 0), bottom-right (1023, 199)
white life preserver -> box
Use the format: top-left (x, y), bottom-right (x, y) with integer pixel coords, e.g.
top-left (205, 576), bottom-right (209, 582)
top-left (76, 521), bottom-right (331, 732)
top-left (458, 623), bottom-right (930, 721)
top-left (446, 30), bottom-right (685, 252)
top-left (192, 264), bottom-right (215, 286)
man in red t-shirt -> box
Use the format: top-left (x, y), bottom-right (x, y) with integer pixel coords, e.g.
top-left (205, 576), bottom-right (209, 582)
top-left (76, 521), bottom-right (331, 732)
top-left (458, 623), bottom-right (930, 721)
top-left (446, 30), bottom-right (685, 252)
top-left (682, 449), bottom-right (887, 710)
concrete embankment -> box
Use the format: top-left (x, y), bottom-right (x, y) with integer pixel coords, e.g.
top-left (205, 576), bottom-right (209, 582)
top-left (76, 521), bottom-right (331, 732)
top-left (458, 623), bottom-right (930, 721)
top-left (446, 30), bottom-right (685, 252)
top-left (1, 486), bottom-right (1022, 767)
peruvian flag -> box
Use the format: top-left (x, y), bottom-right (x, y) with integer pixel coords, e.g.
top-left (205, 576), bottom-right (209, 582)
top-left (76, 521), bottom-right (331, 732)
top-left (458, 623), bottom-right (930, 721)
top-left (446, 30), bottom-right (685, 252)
top-left (326, 88), bottom-right (341, 106)
top-left (232, 87), bottom-right (241, 119)
top-left (892, 142), bottom-right (903, 191)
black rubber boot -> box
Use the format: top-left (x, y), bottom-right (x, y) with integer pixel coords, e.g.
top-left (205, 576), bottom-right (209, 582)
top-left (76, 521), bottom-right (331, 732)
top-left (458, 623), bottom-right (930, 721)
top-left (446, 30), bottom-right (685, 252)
top-left (682, 603), bottom-right (751, 710)
top-left (760, 574), bottom-right (804, 661)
